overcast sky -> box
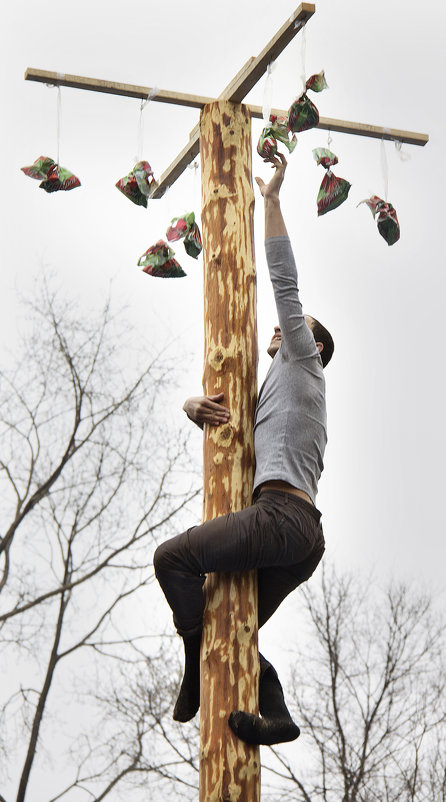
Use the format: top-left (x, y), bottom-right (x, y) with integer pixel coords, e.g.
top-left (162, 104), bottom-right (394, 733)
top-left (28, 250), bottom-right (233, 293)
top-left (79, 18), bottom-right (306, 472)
top-left (1, 0), bottom-right (445, 752)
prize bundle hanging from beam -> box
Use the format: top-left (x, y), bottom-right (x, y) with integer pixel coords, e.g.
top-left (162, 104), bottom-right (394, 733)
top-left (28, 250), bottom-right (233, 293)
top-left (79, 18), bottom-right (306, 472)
top-left (23, 5), bottom-right (428, 802)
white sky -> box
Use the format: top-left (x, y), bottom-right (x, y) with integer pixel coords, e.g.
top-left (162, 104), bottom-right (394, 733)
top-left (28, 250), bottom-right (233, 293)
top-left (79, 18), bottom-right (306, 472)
top-left (1, 0), bottom-right (445, 715)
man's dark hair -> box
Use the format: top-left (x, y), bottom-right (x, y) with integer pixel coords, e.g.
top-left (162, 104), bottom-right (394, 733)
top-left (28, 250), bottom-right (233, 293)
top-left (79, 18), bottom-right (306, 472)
top-left (311, 317), bottom-right (334, 368)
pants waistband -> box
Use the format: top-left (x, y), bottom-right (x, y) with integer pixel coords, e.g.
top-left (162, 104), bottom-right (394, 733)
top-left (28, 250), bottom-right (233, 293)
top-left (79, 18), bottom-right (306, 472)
top-left (255, 488), bottom-right (322, 524)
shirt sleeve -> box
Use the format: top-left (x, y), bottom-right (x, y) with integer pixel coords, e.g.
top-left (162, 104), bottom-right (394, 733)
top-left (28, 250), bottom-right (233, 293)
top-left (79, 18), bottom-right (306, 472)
top-left (265, 235), bottom-right (318, 360)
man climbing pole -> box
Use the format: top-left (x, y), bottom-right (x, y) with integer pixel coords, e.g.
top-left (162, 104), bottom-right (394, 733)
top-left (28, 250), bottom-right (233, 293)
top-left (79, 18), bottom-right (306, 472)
top-left (154, 152), bottom-right (334, 746)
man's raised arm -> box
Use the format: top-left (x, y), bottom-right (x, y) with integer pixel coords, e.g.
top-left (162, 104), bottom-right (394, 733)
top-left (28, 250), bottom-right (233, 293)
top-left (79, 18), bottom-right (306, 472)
top-left (255, 152), bottom-right (288, 239)
top-left (255, 153), bottom-right (318, 360)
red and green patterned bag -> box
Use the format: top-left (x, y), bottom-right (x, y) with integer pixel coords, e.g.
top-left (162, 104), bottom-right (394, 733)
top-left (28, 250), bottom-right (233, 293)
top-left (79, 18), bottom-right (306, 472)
top-left (312, 147), bottom-right (338, 169)
top-left (257, 132), bottom-right (278, 159)
top-left (288, 71), bottom-right (328, 134)
top-left (184, 223), bottom-right (202, 258)
top-left (313, 148), bottom-right (351, 216)
top-left (257, 115), bottom-right (297, 159)
top-left (137, 240), bottom-right (186, 277)
top-left (116, 161), bottom-right (156, 207)
top-left (288, 95), bottom-right (320, 133)
top-left (166, 212), bottom-right (202, 258)
top-left (21, 156), bottom-right (81, 193)
top-left (305, 71), bottom-right (328, 93)
top-left (317, 171), bottom-right (351, 216)
top-left (358, 195), bottom-right (400, 245)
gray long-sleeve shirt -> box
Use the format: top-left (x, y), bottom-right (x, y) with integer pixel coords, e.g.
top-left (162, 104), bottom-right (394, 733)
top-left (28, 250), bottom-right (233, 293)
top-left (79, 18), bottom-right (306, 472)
top-left (253, 236), bottom-right (327, 503)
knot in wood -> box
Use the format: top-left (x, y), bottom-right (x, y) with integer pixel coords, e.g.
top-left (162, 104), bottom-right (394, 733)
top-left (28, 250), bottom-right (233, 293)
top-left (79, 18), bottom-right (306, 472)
top-left (209, 346), bottom-right (228, 371)
top-left (217, 425), bottom-right (233, 447)
top-left (209, 244), bottom-right (222, 264)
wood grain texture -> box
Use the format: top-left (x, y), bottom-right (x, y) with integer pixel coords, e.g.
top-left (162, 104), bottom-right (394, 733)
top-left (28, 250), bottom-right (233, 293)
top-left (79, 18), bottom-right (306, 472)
top-left (199, 101), bottom-right (260, 802)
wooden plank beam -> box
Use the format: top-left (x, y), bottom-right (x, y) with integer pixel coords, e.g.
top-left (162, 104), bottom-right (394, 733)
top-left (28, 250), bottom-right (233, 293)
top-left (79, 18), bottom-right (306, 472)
top-left (25, 2), bottom-right (314, 106)
top-left (149, 57), bottom-right (259, 199)
top-left (24, 68), bottom-right (216, 108)
top-left (150, 124), bottom-right (200, 199)
top-left (26, 4), bottom-right (316, 200)
top-left (223, 3), bottom-right (315, 103)
top-left (24, 69), bottom-right (429, 150)
top-left (149, 3), bottom-right (316, 198)
top-left (248, 105), bottom-right (429, 146)
top-left (24, 0), bottom-right (428, 202)
top-left (150, 106), bottom-right (428, 199)
top-left (315, 115), bottom-right (429, 147)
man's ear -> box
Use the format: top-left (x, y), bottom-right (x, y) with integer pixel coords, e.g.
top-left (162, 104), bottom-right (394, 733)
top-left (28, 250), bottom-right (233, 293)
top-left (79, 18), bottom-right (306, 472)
top-left (316, 342), bottom-right (323, 355)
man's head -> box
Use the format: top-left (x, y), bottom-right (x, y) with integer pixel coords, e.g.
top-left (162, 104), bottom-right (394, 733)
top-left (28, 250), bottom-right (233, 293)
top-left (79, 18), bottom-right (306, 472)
top-left (267, 315), bottom-right (334, 368)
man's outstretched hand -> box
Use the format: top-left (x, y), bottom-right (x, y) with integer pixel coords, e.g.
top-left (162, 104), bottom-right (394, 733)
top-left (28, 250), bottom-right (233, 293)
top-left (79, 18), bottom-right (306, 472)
top-left (255, 152), bottom-right (287, 201)
top-left (183, 393), bottom-right (230, 429)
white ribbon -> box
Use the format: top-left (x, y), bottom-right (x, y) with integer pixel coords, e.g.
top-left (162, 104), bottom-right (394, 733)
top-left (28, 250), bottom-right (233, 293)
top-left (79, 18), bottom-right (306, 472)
top-left (136, 86), bottom-right (159, 161)
top-left (380, 138), bottom-right (389, 201)
top-left (394, 140), bottom-right (411, 162)
top-left (262, 62), bottom-right (275, 125)
top-left (188, 160), bottom-right (200, 212)
top-left (299, 23), bottom-right (307, 98)
top-left (140, 86), bottom-right (159, 111)
top-left (56, 86), bottom-right (61, 165)
top-left (45, 82), bottom-right (62, 164)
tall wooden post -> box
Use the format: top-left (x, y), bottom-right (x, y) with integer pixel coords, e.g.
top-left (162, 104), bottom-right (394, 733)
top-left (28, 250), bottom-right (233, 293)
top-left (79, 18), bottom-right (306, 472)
top-left (199, 100), bottom-right (260, 802)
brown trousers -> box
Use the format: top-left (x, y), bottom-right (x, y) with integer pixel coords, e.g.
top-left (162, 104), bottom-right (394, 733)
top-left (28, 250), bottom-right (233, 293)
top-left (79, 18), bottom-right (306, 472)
top-left (154, 489), bottom-right (325, 640)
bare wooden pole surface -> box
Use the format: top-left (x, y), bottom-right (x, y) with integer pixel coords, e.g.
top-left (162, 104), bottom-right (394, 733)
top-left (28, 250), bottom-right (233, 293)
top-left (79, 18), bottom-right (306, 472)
top-left (200, 100), bottom-right (260, 802)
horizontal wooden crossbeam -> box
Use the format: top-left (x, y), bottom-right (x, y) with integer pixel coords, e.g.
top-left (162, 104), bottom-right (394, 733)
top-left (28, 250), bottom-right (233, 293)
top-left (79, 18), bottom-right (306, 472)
top-left (25, 3), bottom-right (315, 199)
top-left (24, 68), bottom-right (429, 150)
top-left (24, 68), bottom-right (429, 198)
top-left (25, 4), bottom-right (315, 105)
top-left (250, 105), bottom-right (429, 147)
top-left (24, 67), bottom-right (217, 108)
top-left (221, 2), bottom-right (315, 103)
top-left (25, 0), bottom-right (428, 199)
top-left (151, 106), bottom-right (428, 199)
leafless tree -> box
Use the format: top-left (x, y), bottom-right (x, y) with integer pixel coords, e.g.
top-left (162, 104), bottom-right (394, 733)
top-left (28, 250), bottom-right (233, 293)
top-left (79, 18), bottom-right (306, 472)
top-left (43, 641), bottom-right (201, 802)
top-left (0, 279), bottom-right (201, 802)
top-left (61, 563), bottom-right (446, 802)
top-left (3, 286), bottom-right (444, 802)
top-left (262, 566), bottom-right (446, 802)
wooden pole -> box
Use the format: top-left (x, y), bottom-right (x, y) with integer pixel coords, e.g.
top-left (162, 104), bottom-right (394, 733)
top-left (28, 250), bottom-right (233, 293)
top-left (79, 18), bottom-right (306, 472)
top-left (199, 100), bottom-right (260, 802)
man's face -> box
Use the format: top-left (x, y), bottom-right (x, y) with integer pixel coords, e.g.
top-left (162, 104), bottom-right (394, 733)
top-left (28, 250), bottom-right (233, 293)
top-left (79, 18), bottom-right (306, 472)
top-left (267, 316), bottom-right (315, 358)
top-left (267, 326), bottom-right (282, 357)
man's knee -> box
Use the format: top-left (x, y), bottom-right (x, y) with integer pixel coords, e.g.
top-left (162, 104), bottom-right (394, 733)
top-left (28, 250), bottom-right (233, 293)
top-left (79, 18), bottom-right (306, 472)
top-left (153, 539), bottom-right (176, 579)
top-left (153, 530), bottom-right (194, 579)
